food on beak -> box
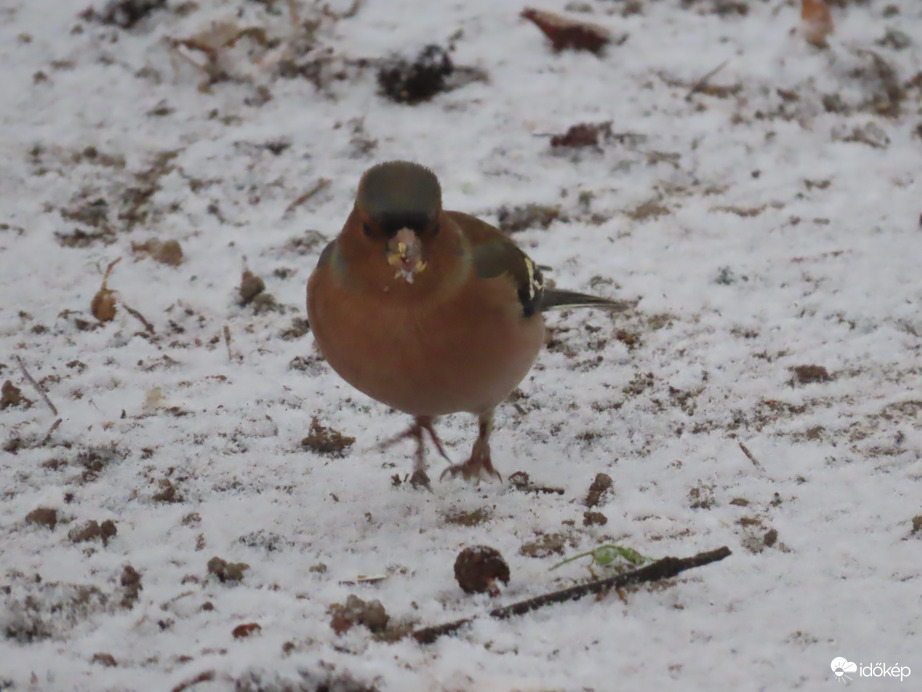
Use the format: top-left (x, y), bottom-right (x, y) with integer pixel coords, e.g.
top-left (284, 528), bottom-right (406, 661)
top-left (386, 228), bottom-right (427, 282)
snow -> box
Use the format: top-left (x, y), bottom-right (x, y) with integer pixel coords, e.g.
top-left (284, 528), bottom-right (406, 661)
top-left (1, 0), bottom-right (921, 690)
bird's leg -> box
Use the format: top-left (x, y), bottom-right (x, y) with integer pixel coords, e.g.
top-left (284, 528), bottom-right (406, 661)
top-left (440, 410), bottom-right (502, 483)
top-left (417, 416), bottom-right (452, 464)
top-left (378, 415), bottom-right (451, 486)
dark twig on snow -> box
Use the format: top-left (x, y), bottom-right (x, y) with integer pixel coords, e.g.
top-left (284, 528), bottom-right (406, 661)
top-left (738, 441), bottom-right (763, 469)
top-left (171, 669), bottom-right (216, 692)
top-left (284, 177), bottom-right (331, 218)
top-left (122, 303), bottom-right (156, 334)
top-left (42, 418), bottom-right (62, 446)
top-left (15, 355), bottom-right (58, 415)
top-left (413, 546), bottom-right (732, 644)
top-left (223, 325), bottom-right (237, 362)
top-left (685, 59), bottom-right (729, 101)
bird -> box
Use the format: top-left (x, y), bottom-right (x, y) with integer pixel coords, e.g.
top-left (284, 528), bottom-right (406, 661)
top-left (306, 161), bottom-right (628, 484)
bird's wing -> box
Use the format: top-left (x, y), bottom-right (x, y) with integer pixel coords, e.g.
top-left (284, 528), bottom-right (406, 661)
top-left (539, 288), bottom-right (632, 312)
top-left (449, 210), bottom-right (632, 315)
top-left (315, 239), bottom-right (336, 268)
top-left (448, 211), bottom-right (545, 318)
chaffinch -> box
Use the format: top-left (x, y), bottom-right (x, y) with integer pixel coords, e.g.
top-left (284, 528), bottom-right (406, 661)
top-left (306, 161), bottom-right (627, 484)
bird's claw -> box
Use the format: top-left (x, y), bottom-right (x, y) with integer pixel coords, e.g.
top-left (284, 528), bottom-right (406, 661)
top-left (439, 458), bottom-right (502, 484)
top-left (378, 416), bottom-right (451, 486)
top-left (409, 469), bottom-right (432, 490)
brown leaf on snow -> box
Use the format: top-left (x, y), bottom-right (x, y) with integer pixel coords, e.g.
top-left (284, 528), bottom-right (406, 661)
top-left (1, 380), bottom-right (29, 410)
top-left (232, 622), bottom-right (262, 639)
top-left (329, 595), bottom-right (389, 635)
top-left (792, 364), bottom-right (831, 384)
top-left (207, 556), bottom-right (250, 584)
top-left (521, 8), bottom-right (611, 55)
top-left (131, 238), bottom-right (183, 266)
top-left (68, 519), bottom-right (118, 545)
top-left (238, 268), bottom-right (266, 306)
top-left (169, 21), bottom-right (270, 91)
top-left (300, 417), bottom-right (355, 457)
top-left (584, 472), bottom-right (613, 508)
top-left (550, 121), bottom-right (613, 148)
top-left (25, 507), bottom-right (58, 529)
top-left (801, 0), bottom-right (833, 48)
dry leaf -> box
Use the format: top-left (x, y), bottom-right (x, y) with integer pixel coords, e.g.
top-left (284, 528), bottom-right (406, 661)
top-left (132, 238), bottom-right (183, 266)
top-left (231, 622), bottom-right (262, 639)
top-left (170, 21), bottom-right (270, 90)
top-left (801, 0), bottom-right (833, 48)
top-left (238, 268), bottom-right (265, 306)
top-left (550, 121), bottom-right (613, 148)
top-left (521, 8), bottom-right (610, 54)
top-left (143, 387), bottom-right (165, 411)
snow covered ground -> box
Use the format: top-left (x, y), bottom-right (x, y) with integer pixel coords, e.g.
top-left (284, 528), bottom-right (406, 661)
top-left (1, 0), bottom-right (920, 689)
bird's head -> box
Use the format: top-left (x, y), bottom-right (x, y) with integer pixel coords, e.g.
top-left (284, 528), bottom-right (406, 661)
top-left (351, 161), bottom-right (444, 286)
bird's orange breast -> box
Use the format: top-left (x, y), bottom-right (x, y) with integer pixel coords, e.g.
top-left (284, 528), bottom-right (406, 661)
top-left (307, 265), bottom-right (544, 417)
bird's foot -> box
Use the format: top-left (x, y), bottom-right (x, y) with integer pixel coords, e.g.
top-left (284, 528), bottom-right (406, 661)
top-left (377, 415), bottom-right (451, 461)
top-left (440, 412), bottom-right (502, 483)
top-left (377, 416), bottom-right (450, 488)
top-left (439, 456), bottom-right (502, 483)
top-left (439, 437), bottom-right (502, 483)
top-left (409, 469), bottom-right (431, 490)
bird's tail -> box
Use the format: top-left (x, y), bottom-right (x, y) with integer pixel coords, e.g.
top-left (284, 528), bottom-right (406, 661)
top-left (539, 289), bottom-right (633, 313)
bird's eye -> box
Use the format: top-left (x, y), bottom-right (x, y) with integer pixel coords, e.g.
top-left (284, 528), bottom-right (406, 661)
top-left (362, 222), bottom-right (373, 237)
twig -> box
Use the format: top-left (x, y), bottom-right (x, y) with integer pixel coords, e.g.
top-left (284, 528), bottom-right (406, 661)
top-left (159, 590), bottom-right (197, 609)
top-left (622, 146), bottom-right (682, 169)
top-left (41, 418), bottom-right (62, 446)
top-left (685, 59), bottom-right (729, 101)
top-left (121, 303), bottom-right (156, 334)
top-left (321, 0), bottom-right (364, 20)
top-left (287, 0), bottom-right (300, 28)
top-left (738, 441), bottom-right (763, 469)
top-left (14, 355), bottom-right (58, 416)
top-left (284, 177), bottom-right (331, 217)
top-left (171, 670), bottom-right (216, 692)
top-left (413, 546), bottom-right (732, 644)
top-left (223, 325), bottom-right (235, 362)
top-left (97, 256), bottom-right (122, 281)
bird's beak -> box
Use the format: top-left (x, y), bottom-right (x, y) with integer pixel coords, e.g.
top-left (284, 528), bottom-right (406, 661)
top-left (386, 228), bottom-right (427, 283)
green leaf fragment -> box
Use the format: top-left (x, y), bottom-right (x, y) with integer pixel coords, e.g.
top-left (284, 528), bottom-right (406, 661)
top-left (550, 544), bottom-right (649, 571)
